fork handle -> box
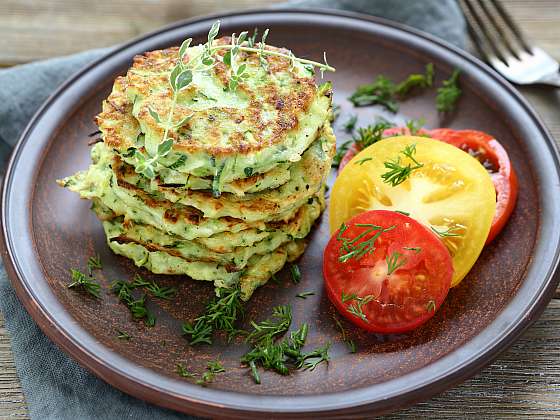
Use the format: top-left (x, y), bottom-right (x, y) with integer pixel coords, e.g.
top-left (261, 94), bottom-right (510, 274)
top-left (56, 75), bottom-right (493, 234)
top-left (538, 72), bottom-right (560, 87)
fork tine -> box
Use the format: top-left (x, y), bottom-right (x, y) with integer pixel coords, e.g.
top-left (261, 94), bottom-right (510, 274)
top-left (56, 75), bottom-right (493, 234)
top-left (461, 7), bottom-right (491, 61)
top-left (461, 0), bottom-right (508, 63)
top-left (491, 0), bottom-right (532, 53)
top-left (476, 0), bottom-right (521, 59)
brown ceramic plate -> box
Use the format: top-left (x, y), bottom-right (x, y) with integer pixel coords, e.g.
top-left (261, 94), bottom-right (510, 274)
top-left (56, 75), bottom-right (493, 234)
top-left (2, 8), bottom-right (560, 419)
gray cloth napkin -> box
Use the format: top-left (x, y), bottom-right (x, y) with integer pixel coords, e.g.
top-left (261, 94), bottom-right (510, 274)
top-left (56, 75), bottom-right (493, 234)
top-left (0, 1), bottom-right (465, 418)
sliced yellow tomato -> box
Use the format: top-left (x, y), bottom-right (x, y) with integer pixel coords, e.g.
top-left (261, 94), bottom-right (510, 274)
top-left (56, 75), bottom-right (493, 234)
top-left (329, 136), bottom-right (496, 287)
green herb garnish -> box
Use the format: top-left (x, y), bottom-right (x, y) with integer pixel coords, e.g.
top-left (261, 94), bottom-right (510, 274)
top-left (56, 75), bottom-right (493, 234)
top-left (290, 264), bottom-right (301, 284)
top-left (336, 223), bottom-right (396, 263)
top-left (354, 121), bottom-right (394, 149)
top-left (354, 157), bottom-right (372, 165)
top-left (403, 246), bottom-right (422, 253)
top-left (296, 291), bottom-right (315, 299)
top-left (196, 361), bottom-right (226, 386)
top-left (386, 251), bottom-right (407, 275)
top-left (116, 330), bottom-right (131, 340)
top-left (394, 210), bottom-right (410, 216)
top-left (130, 21), bottom-right (334, 183)
top-left (426, 300), bottom-right (436, 312)
top-left (333, 315), bottom-right (356, 353)
top-left (381, 143), bottom-right (423, 187)
top-left (68, 269), bottom-right (101, 298)
top-left (431, 226), bottom-right (464, 238)
top-left (87, 255), bottom-right (102, 274)
top-left (343, 115), bottom-right (358, 132)
top-left (241, 307), bottom-right (330, 383)
top-left (111, 280), bottom-right (156, 327)
top-left (332, 140), bottom-right (352, 168)
top-left (349, 63), bottom-right (434, 112)
top-left (436, 69), bottom-right (461, 112)
top-left (182, 287), bottom-right (244, 345)
top-left (345, 294), bottom-right (375, 323)
top-left (176, 363), bottom-right (196, 378)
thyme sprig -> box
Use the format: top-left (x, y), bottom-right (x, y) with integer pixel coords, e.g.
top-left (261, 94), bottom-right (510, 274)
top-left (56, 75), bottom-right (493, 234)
top-left (182, 287), bottom-right (244, 345)
top-left (336, 222), bottom-right (396, 263)
top-left (381, 143), bottom-right (423, 187)
top-left (134, 20), bottom-right (335, 191)
top-left (68, 269), bottom-right (101, 298)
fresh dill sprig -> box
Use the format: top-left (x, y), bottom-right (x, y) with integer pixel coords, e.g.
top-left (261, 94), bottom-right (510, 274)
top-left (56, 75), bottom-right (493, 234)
top-left (241, 308), bottom-right (330, 383)
top-left (87, 255), bottom-right (102, 274)
top-left (336, 223), bottom-right (396, 263)
top-left (349, 75), bottom-right (398, 111)
top-left (405, 118), bottom-right (427, 136)
top-left (290, 264), bottom-right (301, 284)
top-left (395, 63), bottom-right (434, 96)
top-left (349, 63), bottom-right (434, 112)
top-left (111, 280), bottom-right (156, 327)
top-left (431, 226), bottom-right (464, 238)
top-left (332, 140), bottom-right (352, 168)
top-left (426, 300), bottom-right (436, 313)
top-left (343, 115), bottom-right (358, 132)
top-left (333, 314), bottom-right (356, 353)
top-left (386, 251), bottom-right (407, 275)
top-left (436, 69), bottom-right (461, 112)
top-left (394, 210), bottom-right (410, 216)
top-left (196, 361), bottom-right (226, 386)
top-left (354, 157), bottom-right (372, 165)
top-left (345, 294), bottom-right (375, 323)
top-left (68, 269), bottom-right (101, 298)
top-left (403, 246), bottom-right (422, 253)
top-left (341, 291), bottom-right (358, 303)
top-left (182, 287), bottom-right (244, 345)
top-left (176, 363), bottom-right (195, 378)
top-left (381, 143), bottom-right (423, 187)
top-left (354, 121), bottom-right (394, 149)
top-left (296, 291), bottom-right (315, 299)
top-left (245, 305), bottom-right (292, 344)
top-left (142, 278), bottom-right (177, 300)
top-left (116, 330), bottom-right (131, 340)
top-left (330, 103), bottom-right (341, 122)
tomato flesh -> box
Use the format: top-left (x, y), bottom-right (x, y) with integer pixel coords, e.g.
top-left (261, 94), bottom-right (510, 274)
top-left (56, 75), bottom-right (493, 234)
top-left (338, 127), bottom-right (517, 243)
top-left (428, 129), bottom-right (517, 243)
top-left (323, 210), bottom-right (453, 333)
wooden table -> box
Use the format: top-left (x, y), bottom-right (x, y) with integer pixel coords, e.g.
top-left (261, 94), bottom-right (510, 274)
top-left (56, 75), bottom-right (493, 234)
top-left (1, 1), bottom-right (559, 418)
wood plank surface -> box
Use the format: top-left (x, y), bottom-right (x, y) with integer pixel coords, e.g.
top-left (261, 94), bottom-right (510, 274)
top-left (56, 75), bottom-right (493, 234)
top-left (1, 1), bottom-right (559, 418)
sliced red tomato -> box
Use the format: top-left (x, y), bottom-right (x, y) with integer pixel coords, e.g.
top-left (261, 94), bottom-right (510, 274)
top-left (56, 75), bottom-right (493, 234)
top-left (338, 127), bottom-right (429, 171)
top-left (323, 210), bottom-right (453, 334)
top-left (429, 129), bottom-right (518, 244)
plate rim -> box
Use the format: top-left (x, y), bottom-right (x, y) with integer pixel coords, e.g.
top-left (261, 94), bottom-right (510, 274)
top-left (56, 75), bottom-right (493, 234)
top-left (2, 7), bottom-right (560, 418)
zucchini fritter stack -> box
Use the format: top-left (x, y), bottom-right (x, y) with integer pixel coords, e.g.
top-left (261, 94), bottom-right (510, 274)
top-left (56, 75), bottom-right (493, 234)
top-left (60, 38), bottom-right (334, 300)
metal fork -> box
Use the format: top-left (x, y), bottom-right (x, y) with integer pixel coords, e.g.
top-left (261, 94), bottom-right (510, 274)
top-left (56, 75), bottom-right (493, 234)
top-left (459, 0), bottom-right (560, 87)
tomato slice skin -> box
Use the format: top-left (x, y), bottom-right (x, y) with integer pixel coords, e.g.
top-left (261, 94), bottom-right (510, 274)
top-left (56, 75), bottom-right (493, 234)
top-left (428, 129), bottom-right (517, 244)
top-left (323, 210), bottom-right (453, 334)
